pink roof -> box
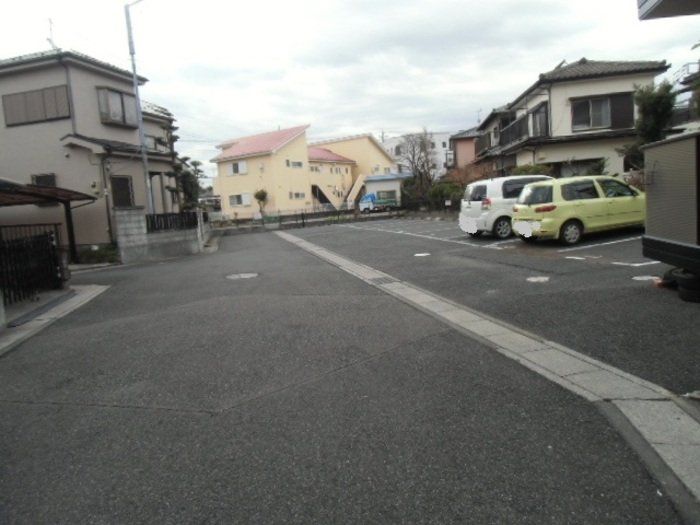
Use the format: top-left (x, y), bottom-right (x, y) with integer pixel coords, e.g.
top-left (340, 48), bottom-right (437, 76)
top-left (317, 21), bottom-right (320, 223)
top-left (213, 125), bottom-right (309, 162)
top-left (307, 146), bottom-right (355, 164)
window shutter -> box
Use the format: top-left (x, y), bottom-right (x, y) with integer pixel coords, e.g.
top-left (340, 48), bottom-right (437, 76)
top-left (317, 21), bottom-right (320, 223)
top-left (239, 160), bottom-right (247, 174)
top-left (610, 93), bottom-right (634, 129)
top-left (25, 89), bottom-right (46, 122)
top-left (108, 90), bottom-right (123, 122)
top-left (123, 95), bottom-right (138, 126)
top-left (2, 92), bottom-right (27, 125)
top-left (43, 87), bottom-right (59, 119)
top-left (54, 85), bottom-right (70, 117)
top-left (242, 193), bottom-right (252, 206)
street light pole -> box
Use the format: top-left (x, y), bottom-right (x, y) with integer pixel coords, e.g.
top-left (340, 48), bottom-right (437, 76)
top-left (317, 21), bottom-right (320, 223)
top-left (125, 0), bottom-right (155, 215)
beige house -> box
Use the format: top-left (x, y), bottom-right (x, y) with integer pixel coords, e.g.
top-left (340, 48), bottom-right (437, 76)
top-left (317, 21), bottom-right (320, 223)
top-left (212, 125), bottom-right (313, 219)
top-left (0, 49), bottom-right (181, 248)
top-left (474, 58), bottom-right (670, 177)
top-left (309, 134), bottom-right (396, 204)
top-left (212, 127), bottom-right (397, 218)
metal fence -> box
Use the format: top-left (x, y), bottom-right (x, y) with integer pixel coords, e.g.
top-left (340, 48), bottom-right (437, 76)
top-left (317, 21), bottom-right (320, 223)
top-left (146, 212), bottom-right (199, 233)
top-left (0, 223), bottom-right (63, 306)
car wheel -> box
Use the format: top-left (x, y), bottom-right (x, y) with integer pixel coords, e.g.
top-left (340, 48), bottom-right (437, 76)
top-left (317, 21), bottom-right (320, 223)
top-left (669, 268), bottom-right (700, 291)
top-left (518, 234), bottom-right (536, 243)
top-left (492, 217), bottom-right (512, 239)
top-left (468, 231), bottom-right (483, 238)
top-left (559, 220), bottom-right (583, 245)
top-left (678, 286), bottom-right (700, 303)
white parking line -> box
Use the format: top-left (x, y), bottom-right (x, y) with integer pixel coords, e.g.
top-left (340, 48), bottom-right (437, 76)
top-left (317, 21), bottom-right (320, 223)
top-left (557, 236), bottom-right (642, 253)
top-left (611, 261), bottom-right (661, 267)
top-left (342, 224), bottom-right (481, 247)
top-left (276, 230), bottom-right (700, 505)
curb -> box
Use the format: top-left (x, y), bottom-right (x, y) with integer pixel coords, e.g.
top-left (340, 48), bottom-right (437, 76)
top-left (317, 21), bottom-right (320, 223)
top-left (275, 230), bottom-right (700, 519)
top-left (0, 285), bottom-right (109, 359)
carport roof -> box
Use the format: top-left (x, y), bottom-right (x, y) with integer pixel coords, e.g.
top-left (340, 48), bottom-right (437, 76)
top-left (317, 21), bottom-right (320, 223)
top-left (0, 178), bottom-right (95, 206)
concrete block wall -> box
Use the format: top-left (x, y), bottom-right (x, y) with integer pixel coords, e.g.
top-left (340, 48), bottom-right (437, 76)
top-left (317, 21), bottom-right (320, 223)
top-left (114, 208), bottom-right (209, 264)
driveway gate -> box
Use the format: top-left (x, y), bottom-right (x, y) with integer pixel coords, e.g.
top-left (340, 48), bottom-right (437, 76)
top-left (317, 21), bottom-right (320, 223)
top-left (0, 224), bottom-right (64, 306)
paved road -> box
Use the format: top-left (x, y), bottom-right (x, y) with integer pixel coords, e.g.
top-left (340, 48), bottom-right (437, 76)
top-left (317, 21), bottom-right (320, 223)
top-left (0, 233), bottom-right (684, 523)
top-left (292, 218), bottom-right (700, 396)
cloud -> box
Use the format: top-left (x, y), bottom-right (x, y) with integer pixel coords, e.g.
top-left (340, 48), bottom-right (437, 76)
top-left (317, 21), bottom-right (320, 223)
top-left (2, 0), bottom-right (698, 182)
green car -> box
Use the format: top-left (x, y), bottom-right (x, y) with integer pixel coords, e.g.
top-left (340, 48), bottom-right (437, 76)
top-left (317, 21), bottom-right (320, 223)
top-left (512, 176), bottom-right (645, 245)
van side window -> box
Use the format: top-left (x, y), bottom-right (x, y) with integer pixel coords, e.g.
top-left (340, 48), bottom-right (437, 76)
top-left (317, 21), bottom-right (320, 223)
top-left (468, 185), bottom-right (487, 201)
top-left (561, 181), bottom-right (600, 201)
top-left (502, 180), bottom-right (526, 199)
top-left (597, 179), bottom-right (635, 197)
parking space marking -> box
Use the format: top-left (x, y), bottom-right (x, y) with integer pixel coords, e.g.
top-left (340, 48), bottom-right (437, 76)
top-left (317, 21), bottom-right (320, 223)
top-left (612, 261), bottom-right (661, 267)
top-left (276, 229), bottom-right (700, 505)
top-left (557, 236), bottom-right (642, 253)
top-left (341, 224), bottom-right (481, 247)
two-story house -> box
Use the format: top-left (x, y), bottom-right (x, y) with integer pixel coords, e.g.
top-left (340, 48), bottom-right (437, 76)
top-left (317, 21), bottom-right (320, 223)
top-left (308, 133), bottom-right (397, 205)
top-left (212, 125), bottom-right (313, 219)
top-left (212, 127), bottom-right (397, 218)
top-left (448, 127), bottom-right (479, 170)
top-left (474, 59), bottom-right (670, 177)
top-left (0, 49), bottom-right (181, 248)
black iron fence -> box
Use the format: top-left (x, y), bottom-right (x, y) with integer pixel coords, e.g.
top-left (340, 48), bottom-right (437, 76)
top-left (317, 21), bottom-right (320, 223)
top-left (0, 224), bottom-right (64, 306)
top-left (146, 212), bottom-right (199, 233)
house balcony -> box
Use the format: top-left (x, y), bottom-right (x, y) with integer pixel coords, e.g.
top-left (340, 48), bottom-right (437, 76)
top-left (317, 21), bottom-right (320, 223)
top-left (498, 110), bottom-right (550, 150)
top-left (475, 133), bottom-right (492, 156)
top-left (670, 101), bottom-right (699, 127)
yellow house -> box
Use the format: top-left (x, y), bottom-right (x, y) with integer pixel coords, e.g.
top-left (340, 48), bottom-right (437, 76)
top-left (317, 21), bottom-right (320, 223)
top-left (212, 125), bottom-right (312, 219)
top-left (212, 127), bottom-right (399, 217)
top-left (309, 134), bottom-right (396, 204)
top-left (307, 146), bottom-right (356, 209)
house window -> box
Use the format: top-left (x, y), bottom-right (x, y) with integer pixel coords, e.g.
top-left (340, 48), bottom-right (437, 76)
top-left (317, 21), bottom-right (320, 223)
top-left (31, 173), bottom-right (58, 207)
top-left (572, 97), bottom-right (611, 130)
top-left (230, 161), bottom-right (248, 175)
top-left (31, 173), bottom-right (56, 187)
top-left (384, 167), bottom-right (390, 174)
top-left (97, 88), bottom-right (138, 127)
top-left (291, 161), bottom-right (303, 168)
top-left (229, 193), bottom-right (252, 206)
top-left (111, 176), bottom-right (134, 207)
top-left (2, 85), bottom-right (70, 126)
top-left (442, 141), bottom-right (447, 148)
top-left (377, 190), bottom-right (396, 200)
top-left (345, 167), bottom-right (348, 174)
top-left (531, 102), bottom-right (549, 137)
top-left (394, 145), bottom-right (402, 155)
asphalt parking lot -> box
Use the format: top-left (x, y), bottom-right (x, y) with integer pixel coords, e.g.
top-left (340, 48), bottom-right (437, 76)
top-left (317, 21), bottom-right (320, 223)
top-left (293, 216), bottom-right (700, 396)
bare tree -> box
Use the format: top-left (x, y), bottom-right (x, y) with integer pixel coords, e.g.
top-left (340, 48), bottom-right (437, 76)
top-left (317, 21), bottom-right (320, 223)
top-left (398, 129), bottom-right (436, 199)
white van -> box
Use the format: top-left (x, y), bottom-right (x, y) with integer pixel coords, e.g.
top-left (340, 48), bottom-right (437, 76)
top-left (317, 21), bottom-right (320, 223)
top-left (459, 175), bottom-right (552, 238)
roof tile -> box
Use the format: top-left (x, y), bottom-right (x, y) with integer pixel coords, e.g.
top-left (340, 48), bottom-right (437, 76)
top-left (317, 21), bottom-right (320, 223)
top-left (214, 125), bottom-right (309, 162)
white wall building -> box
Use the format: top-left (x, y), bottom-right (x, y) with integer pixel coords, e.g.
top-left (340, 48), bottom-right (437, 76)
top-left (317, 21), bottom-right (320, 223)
top-left (382, 131), bottom-right (454, 180)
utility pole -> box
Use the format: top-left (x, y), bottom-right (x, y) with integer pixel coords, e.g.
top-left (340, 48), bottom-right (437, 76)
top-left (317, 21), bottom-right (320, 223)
top-left (125, 0), bottom-right (154, 214)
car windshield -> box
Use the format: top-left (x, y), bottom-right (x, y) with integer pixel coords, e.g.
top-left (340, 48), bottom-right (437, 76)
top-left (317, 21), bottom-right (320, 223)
top-left (517, 185), bottom-right (552, 205)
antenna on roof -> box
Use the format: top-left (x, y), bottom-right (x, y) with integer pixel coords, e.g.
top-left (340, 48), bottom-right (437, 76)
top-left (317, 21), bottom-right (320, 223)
top-left (554, 59), bottom-right (566, 69)
top-left (477, 109), bottom-right (482, 123)
top-left (47, 18), bottom-right (59, 50)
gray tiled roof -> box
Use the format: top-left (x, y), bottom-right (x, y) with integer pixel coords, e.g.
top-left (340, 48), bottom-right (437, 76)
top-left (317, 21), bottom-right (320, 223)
top-left (0, 49), bottom-right (146, 82)
top-left (142, 101), bottom-right (173, 119)
top-left (539, 58), bottom-right (668, 82)
top-left (450, 127), bottom-right (479, 139)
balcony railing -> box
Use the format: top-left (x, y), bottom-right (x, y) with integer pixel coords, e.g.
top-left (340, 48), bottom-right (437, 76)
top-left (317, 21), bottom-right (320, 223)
top-left (499, 115), bottom-right (529, 147)
top-left (670, 102), bottom-right (699, 127)
top-left (475, 133), bottom-right (491, 155)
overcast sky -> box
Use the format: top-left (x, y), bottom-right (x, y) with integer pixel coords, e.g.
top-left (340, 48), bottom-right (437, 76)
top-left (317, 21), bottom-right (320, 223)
top-left (3, 1), bottom-right (699, 181)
